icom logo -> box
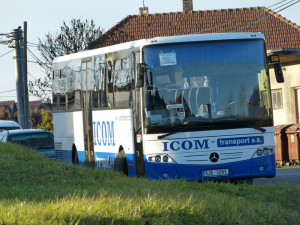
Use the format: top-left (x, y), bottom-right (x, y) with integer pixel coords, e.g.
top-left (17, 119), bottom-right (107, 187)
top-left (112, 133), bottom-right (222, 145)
top-left (162, 139), bottom-right (209, 151)
top-left (93, 121), bottom-right (115, 147)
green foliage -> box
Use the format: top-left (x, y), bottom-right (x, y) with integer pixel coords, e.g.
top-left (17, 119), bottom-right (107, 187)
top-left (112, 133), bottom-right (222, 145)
top-left (38, 109), bottom-right (53, 133)
top-left (31, 109), bottom-right (42, 128)
top-left (0, 142), bottom-right (300, 224)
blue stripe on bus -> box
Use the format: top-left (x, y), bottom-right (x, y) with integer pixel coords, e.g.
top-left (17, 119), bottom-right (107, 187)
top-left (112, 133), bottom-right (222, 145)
top-left (56, 149), bottom-right (275, 181)
top-left (144, 154), bottom-right (276, 181)
top-left (56, 150), bottom-right (137, 177)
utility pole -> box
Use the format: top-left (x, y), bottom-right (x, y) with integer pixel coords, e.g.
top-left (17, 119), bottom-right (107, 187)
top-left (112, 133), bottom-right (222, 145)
top-left (11, 23), bottom-right (31, 129)
top-left (12, 27), bottom-right (25, 128)
top-left (23, 22), bottom-right (31, 128)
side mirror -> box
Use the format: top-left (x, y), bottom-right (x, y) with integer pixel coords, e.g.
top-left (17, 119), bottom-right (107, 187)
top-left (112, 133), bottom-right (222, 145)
top-left (136, 63), bottom-right (145, 88)
top-left (268, 54), bottom-right (284, 83)
top-left (274, 63), bottom-right (284, 83)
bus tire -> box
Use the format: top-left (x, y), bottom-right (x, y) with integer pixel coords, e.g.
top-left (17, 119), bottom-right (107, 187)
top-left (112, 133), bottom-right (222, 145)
top-left (72, 145), bottom-right (79, 165)
top-left (232, 178), bottom-right (253, 185)
top-left (114, 149), bottom-right (128, 175)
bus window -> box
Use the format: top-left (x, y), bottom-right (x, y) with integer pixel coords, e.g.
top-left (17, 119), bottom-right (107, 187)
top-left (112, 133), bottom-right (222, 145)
top-left (114, 58), bottom-right (132, 107)
top-left (53, 94), bottom-right (66, 111)
top-left (67, 91), bottom-right (81, 110)
top-left (106, 61), bottom-right (113, 107)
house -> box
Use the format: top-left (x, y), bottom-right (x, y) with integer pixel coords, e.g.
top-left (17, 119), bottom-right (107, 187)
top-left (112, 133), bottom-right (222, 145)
top-left (0, 100), bottom-right (18, 120)
top-left (29, 100), bottom-right (52, 112)
top-left (88, 0), bottom-right (300, 126)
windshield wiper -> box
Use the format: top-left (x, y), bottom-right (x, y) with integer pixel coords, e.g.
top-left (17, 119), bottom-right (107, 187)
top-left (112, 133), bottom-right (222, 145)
top-left (158, 127), bottom-right (190, 139)
top-left (190, 119), bottom-right (266, 133)
top-left (226, 121), bottom-right (266, 133)
top-left (158, 120), bottom-right (266, 139)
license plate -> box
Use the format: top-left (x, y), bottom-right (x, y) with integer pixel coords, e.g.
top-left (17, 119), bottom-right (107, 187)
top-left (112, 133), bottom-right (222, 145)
top-left (202, 168), bottom-right (229, 177)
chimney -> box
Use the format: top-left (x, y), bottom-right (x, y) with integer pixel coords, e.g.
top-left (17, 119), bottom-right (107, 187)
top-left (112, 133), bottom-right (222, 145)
top-left (182, 0), bottom-right (193, 12)
top-left (139, 0), bottom-right (149, 15)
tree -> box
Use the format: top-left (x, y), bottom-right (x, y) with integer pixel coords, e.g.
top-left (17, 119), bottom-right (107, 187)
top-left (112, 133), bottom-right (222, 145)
top-left (38, 109), bottom-right (53, 133)
top-left (29, 19), bottom-right (104, 102)
top-left (31, 109), bottom-right (42, 128)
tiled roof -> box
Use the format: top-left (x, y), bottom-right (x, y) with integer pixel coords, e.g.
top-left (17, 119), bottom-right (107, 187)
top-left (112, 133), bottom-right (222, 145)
top-left (88, 7), bottom-right (300, 50)
top-left (29, 100), bottom-right (42, 108)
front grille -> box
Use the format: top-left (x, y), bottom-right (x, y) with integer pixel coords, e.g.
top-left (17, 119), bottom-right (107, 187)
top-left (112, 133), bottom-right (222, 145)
top-left (55, 150), bottom-right (63, 160)
top-left (55, 142), bottom-right (63, 160)
top-left (55, 142), bottom-right (62, 150)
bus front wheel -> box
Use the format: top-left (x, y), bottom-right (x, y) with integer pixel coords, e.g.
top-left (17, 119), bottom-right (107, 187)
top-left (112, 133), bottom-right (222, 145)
top-left (113, 149), bottom-right (128, 175)
top-left (232, 178), bottom-right (253, 185)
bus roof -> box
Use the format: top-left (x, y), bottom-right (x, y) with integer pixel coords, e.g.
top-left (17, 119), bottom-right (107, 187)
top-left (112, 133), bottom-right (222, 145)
top-left (52, 32), bottom-right (265, 65)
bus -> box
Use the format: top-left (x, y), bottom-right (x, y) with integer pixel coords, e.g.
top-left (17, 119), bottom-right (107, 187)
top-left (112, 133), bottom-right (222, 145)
top-left (52, 33), bottom-right (284, 183)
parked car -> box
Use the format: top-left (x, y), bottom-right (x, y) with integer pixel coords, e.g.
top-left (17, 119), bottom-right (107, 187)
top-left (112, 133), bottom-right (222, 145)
top-left (0, 129), bottom-right (55, 159)
top-left (0, 120), bottom-right (21, 130)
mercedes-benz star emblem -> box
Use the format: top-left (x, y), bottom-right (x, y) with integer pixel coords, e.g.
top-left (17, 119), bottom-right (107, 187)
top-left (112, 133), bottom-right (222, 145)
top-left (209, 152), bottom-right (219, 163)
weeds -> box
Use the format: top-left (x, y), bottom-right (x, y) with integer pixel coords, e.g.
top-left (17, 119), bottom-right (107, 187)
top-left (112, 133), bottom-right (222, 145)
top-left (0, 142), bottom-right (300, 224)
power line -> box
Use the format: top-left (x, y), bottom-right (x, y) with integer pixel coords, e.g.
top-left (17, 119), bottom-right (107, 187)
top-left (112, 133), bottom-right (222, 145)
top-left (197, 0), bottom-right (300, 34)
top-left (214, 0), bottom-right (300, 33)
top-left (27, 47), bottom-right (51, 68)
top-left (0, 89), bottom-right (16, 94)
top-left (235, 0), bottom-right (300, 32)
top-left (0, 32), bottom-right (12, 36)
top-left (27, 72), bottom-right (38, 81)
top-left (276, 0), bottom-right (300, 12)
top-left (0, 49), bottom-right (13, 58)
top-left (267, 0), bottom-right (288, 8)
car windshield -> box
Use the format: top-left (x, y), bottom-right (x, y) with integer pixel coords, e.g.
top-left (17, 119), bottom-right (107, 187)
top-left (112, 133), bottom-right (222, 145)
top-left (142, 39), bottom-right (272, 134)
top-left (8, 132), bottom-right (54, 149)
top-left (0, 126), bottom-right (21, 131)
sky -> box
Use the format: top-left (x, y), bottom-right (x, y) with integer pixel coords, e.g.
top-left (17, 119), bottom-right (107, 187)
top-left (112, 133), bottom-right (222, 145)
top-left (0, 0), bottom-right (299, 102)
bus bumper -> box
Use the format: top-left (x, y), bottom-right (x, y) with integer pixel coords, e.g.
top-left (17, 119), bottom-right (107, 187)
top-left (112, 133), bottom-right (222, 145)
top-left (144, 154), bottom-right (276, 181)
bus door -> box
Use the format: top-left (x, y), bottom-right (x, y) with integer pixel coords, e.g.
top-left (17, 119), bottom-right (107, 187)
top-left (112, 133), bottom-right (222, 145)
top-left (81, 59), bottom-right (95, 167)
top-left (132, 52), bottom-right (145, 176)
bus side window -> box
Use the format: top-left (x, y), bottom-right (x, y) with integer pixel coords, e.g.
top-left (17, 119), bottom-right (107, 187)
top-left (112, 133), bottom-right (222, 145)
top-left (53, 94), bottom-right (66, 111)
top-left (114, 58), bottom-right (132, 107)
top-left (106, 61), bottom-right (113, 107)
top-left (67, 91), bottom-right (81, 110)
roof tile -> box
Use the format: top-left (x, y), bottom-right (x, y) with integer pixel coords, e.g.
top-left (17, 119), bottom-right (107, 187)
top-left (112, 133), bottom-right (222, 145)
top-left (88, 7), bottom-right (300, 50)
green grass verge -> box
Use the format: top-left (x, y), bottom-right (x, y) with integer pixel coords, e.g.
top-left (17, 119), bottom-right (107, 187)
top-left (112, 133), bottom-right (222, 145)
top-left (0, 142), bottom-right (300, 225)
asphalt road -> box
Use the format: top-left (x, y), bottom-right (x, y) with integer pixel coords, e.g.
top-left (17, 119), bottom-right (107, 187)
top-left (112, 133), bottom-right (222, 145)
top-left (253, 167), bottom-right (300, 186)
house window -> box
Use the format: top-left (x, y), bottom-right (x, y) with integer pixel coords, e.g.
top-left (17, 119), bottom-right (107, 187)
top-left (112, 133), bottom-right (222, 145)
top-left (271, 89), bottom-right (283, 108)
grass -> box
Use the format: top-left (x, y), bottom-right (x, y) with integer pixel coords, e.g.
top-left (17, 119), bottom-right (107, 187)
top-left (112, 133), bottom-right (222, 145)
top-left (0, 142), bottom-right (300, 225)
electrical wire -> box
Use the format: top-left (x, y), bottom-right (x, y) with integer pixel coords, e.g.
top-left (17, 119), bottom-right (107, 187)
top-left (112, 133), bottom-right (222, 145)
top-left (0, 96), bottom-right (16, 98)
top-left (197, 0), bottom-right (300, 34)
top-left (276, 0), bottom-right (300, 12)
top-left (213, 0), bottom-right (300, 33)
top-left (0, 89), bottom-right (16, 94)
top-left (267, 0), bottom-right (288, 8)
top-left (27, 47), bottom-right (51, 68)
top-left (235, 0), bottom-right (300, 32)
top-left (0, 49), bottom-right (13, 58)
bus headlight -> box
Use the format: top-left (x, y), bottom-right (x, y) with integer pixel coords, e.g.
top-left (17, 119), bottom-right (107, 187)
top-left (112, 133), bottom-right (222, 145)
top-left (252, 147), bottom-right (274, 158)
top-left (155, 155), bottom-right (161, 162)
top-left (163, 155), bottom-right (169, 162)
top-left (147, 154), bottom-right (175, 164)
top-left (257, 149), bottom-right (263, 156)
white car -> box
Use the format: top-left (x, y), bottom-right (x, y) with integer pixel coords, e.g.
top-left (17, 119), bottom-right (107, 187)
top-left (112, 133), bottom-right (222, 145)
top-left (0, 120), bottom-right (22, 131)
top-left (0, 129), bottom-right (55, 159)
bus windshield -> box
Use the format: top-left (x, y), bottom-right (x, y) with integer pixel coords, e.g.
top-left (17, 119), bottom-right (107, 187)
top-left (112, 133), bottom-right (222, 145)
top-left (142, 39), bottom-right (272, 134)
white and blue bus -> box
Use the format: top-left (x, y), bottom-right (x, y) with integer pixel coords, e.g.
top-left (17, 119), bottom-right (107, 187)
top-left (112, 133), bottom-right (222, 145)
top-left (52, 33), bottom-right (284, 183)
